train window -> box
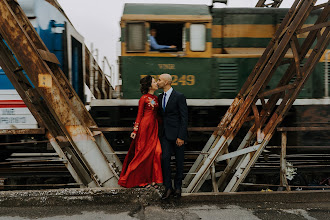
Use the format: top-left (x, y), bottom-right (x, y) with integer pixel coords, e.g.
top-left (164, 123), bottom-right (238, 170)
top-left (126, 23), bottom-right (146, 52)
top-left (149, 23), bottom-right (184, 52)
top-left (190, 24), bottom-right (206, 52)
top-left (71, 37), bottom-right (84, 102)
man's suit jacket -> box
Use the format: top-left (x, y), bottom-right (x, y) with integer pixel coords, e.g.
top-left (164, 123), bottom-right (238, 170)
top-left (158, 89), bottom-right (188, 141)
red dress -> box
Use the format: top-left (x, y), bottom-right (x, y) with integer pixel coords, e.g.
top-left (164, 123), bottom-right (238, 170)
top-left (118, 93), bottom-right (163, 188)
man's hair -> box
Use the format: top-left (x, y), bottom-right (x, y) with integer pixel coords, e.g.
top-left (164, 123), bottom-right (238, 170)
top-left (161, 73), bottom-right (172, 84)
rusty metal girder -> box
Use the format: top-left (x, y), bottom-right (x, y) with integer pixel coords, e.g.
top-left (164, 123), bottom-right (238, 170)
top-left (222, 0), bottom-right (329, 192)
top-left (85, 46), bottom-right (114, 99)
top-left (0, 27), bottom-right (95, 187)
top-left (0, 140), bottom-right (49, 146)
top-left (0, 128), bottom-right (45, 135)
top-left (0, 36), bottom-right (95, 186)
top-left (0, 0), bottom-right (122, 188)
top-left (256, 0), bottom-right (283, 8)
top-left (90, 127), bottom-right (219, 132)
top-left (184, 0), bottom-right (329, 193)
top-left (277, 127), bottom-right (330, 131)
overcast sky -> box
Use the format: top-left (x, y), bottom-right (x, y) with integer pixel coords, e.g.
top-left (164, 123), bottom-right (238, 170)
top-left (56, 0), bottom-right (327, 70)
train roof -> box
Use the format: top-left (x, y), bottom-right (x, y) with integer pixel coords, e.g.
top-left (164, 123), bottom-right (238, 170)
top-left (45, 0), bottom-right (72, 25)
top-left (211, 7), bottom-right (290, 14)
top-left (122, 3), bottom-right (212, 22)
top-left (211, 7), bottom-right (321, 24)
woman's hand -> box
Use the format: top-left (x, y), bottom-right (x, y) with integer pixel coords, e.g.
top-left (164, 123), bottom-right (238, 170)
top-left (130, 132), bottom-right (136, 139)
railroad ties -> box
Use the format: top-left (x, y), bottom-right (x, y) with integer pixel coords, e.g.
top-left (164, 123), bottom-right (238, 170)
top-left (183, 0), bottom-right (330, 193)
top-left (0, 0), bottom-right (122, 187)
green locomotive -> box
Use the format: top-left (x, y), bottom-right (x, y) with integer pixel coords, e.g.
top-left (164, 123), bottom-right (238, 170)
top-left (91, 3), bottom-right (329, 149)
top-left (93, 3), bottom-right (330, 189)
top-left (119, 4), bottom-right (328, 99)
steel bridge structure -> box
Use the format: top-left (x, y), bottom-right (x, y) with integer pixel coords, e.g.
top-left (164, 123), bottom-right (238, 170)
top-left (0, 0), bottom-right (329, 191)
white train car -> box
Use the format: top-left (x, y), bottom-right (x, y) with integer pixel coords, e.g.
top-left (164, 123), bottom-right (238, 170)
top-left (0, 0), bottom-right (85, 130)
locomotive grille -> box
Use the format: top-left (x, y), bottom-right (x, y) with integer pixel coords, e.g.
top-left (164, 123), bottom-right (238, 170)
top-left (218, 63), bottom-right (239, 94)
top-left (326, 61), bottom-right (330, 84)
top-left (325, 61), bottom-right (330, 97)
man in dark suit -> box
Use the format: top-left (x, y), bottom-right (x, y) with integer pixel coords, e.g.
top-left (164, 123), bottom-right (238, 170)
top-left (157, 73), bottom-right (188, 199)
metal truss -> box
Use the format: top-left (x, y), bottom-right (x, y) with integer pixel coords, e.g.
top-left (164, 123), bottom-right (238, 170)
top-left (256, 0), bottom-right (284, 8)
top-left (85, 46), bottom-right (114, 99)
top-left (47, 0), bottom-right (115, 99)
top-left (183, 0), bottom-right (330, 193)
top-left (0, 0), bottom-right (122, 187)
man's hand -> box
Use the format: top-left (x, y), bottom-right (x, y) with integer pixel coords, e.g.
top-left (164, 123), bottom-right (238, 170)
top-left (130, 132), bottom-right (136, 139)
top-left (170, 45), bottom-right (177, 48)
top-left (176, 138), bottom-right (184, 147)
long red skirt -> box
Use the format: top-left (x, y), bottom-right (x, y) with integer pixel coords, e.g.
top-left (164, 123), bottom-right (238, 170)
top-left (118, 110), bottom-right (163, 188)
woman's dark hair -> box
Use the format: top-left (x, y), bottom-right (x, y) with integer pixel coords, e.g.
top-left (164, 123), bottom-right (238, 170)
top-left (140, 75), bottom-right (153, 94)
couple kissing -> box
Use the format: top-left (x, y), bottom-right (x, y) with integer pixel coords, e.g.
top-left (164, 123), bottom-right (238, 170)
top-left (118, 73), bottom-right (188, 200)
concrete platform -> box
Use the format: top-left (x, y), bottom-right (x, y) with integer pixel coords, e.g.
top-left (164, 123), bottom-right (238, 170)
top-left (1, 188), bottom-right (330, 207)
top-left (0, 188), bottom-right (329, 219)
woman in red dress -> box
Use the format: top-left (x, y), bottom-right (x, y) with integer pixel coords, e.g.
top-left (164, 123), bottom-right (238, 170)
top-left (118, 75), bottom-right (163, 188)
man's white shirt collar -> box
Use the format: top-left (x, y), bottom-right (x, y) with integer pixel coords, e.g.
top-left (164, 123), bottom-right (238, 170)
top-left (164, 87), bottom-right (173, 97)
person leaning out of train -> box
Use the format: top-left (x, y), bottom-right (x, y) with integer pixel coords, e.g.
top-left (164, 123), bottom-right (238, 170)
top-left (149, 29), bottom-right (176, 51)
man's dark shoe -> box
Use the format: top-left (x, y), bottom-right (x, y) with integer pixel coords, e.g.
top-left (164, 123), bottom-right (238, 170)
top-left (173, 189), bottom-right (182, 198)
top-left (161, 188), bottom-right (173, 200)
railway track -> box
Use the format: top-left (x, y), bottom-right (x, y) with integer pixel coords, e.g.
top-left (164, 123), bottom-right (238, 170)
top-left (1, 143), bottom-right (329, 190)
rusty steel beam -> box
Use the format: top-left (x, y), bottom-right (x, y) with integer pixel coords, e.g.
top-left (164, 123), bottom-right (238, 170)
top-left (226, 8), bottom-right (330, 192)
top-left (296, 21), bottom-right (330, 34)
top-left (249, 0), bottom-right (330, 152)
top-left (183, 97), bottom-right (245, 188)
top-left (0, 28), bottom-right (94, 186)
top-left (85, 46), bottom-right (114, 99)
top-left (0, 0), bottom-right (122, 188)
top-left (0, 36), bottom-right (45, 128)
top-left (2, 183), bottom-right (82, 188)
top-left (228, 30), bottom-right (329, 191)
top-left (256, 3), bottom-right (330, 131)
top-left (0, 140), bottom-right (49, 146)
top-left (0, 36), bottom-right (94, 187)
top-left (184, 0), bottom-right (329, 193)
top-left (267, 146), bottom-right (330, 149)
top-left (90, 127), bottom-right (219, 132)
top-left (256, 0), bottom-right (283, 8)
top-left (240, 183), bottom-right (330, 189)
top-left (0, 128), bottom-right (45, 135)
top-left (0, 159), bottom-right (66, 166)
top-left (258, 84), bottom-right (296, 97)
top-left (278, 127), bottom-right (330, 131)
top-left (256, 0), bottom-right (267, 7)
top-left (184, 0), bottom-right (313, 193)
top-left (232, 0), bottom-right (314, 134)
top-left (280, 132), bottom-right (290, 190)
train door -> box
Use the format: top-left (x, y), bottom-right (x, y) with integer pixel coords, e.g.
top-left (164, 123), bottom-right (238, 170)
top-left (64, 22), bottom-right (85, 103)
